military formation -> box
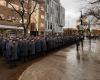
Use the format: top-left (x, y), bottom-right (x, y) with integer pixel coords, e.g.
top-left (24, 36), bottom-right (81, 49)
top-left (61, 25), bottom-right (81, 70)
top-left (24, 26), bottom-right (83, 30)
top-left (0, 35), bottom-right (82, 68)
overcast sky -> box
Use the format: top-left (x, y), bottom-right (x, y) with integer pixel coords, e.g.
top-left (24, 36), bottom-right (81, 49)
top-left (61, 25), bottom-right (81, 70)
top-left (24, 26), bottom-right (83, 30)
top-left (60, 0), bottom-right (84, 28)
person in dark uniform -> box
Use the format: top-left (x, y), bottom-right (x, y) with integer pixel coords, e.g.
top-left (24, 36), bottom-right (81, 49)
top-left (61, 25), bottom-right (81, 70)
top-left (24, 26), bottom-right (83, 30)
top-left (55, 37), bottom-right (58, 49)
top-left (0, 35), bottom-right (3, 56)
top-left (17, 38), bottom-right (23, 61)
top-left (52, 37), bottom-right (55, 50)
top-left (80, 39), bottom-right (84, 51)
top-left (76, 36), bottom-right (80, 51)
top-left (35, 36), bottom-right (41, 57)
top-left (5, 39), bottom-right (12, 67)
top-left (50, 37), bottom-right (53, 50)
top-left (53, 37), bottom-right (56, 49)
top-left (10, 39), bottom-right (18, 68)
top-left (45, 36), bottom-right (50, 52)
top-left (22, 38), bottom-right (28, 62)
top-left (6, 38), bottom-right (18, 68)
top-left (2, 38), bottom-right (7, 57)
top-left (40, 36), bottom-right (47, 56)
top-left (28, 38), bottom-right (35, 59)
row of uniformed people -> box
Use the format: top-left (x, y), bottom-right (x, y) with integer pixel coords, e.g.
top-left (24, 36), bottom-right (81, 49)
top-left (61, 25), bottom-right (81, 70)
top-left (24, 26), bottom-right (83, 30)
top-left (0, 35), bottom-right (81, 68)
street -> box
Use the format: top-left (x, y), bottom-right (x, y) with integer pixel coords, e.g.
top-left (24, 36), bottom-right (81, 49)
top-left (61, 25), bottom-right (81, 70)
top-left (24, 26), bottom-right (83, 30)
top-left (19, 39), bottom-right (100, 80)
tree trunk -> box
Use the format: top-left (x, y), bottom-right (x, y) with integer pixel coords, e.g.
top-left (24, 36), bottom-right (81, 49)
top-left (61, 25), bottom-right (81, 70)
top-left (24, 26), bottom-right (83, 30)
top-left (23, 28), bottom-right (28, 37)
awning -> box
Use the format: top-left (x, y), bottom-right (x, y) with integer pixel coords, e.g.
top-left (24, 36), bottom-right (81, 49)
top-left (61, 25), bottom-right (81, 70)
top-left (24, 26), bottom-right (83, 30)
top-left (0, 24), bottom-right (23, 30)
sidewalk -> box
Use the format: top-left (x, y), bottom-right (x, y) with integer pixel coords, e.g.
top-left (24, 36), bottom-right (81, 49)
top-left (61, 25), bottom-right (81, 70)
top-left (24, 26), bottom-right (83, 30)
top-left (19, 40), bottom-right (100, 80)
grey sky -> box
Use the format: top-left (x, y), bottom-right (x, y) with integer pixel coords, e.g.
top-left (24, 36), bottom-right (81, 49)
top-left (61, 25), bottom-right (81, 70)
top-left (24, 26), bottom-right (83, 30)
top-left (60, 0), bottom-right (83, 28)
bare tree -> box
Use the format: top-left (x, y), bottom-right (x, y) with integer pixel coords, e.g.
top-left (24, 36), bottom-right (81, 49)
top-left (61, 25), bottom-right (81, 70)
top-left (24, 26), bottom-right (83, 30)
top-left (84, 0), bottom-right (100, 19)
top-left (5, 0), bottom-right (40, 36)
top-left (91, 0), bottom-right (100, 4)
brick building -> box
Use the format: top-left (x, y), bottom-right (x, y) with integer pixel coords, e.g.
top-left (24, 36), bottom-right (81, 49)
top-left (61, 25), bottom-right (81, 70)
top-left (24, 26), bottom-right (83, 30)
top-left (63, 28), bottom-right (78, 36)
top-left (0, 0), bottom-right (45, 36)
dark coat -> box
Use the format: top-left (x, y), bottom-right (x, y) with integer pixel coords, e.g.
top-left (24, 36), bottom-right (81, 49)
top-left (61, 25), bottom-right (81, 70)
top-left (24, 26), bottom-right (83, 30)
top-left (35, 39), bottom-right (41, 53)
top-left (6, 42), bottom-right (12, 61)
top-left (22, 40), bottom-right (28, 57)
top-left (2, 39), bottom-right (7, 56)
top-left (28, 40), bottom-right (35, 56)
top-left (17, 40), bottom-right (23, 57)
top-left (0, 37), bottom-right (3, 55)
top-left (10, 42), bottom-right (18, 61)
top-left (46, 38), bottom-right (50, 51)
top-left (41, 38), bottom-right (47, 52)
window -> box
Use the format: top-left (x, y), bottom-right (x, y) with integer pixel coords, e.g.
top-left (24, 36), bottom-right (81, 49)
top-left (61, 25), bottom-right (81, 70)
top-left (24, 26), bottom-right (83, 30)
top-left (41, 23), bottom-right (44, 27)
top-left (40, 6), bottom-right (44, 11)
top-left (41, 15), bottom-right (44, 19)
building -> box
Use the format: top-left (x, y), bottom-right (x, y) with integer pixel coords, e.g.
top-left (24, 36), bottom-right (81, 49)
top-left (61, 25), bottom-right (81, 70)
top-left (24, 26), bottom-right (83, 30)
top-left (0, 0), bottom-right (21, 36)
top-left (0, 0), bottom-right (64, 36)
top-left (38, 2), bottom-right (45, 35)
top-left (59, 5), bottom-right (65, 28)
top-left (0, 0), bottom-right (45, 36)
top-left (30, 0), bottom-right (45, 36)
top-left (91, 29), bottom-right (100, 36)
top-left (63, 28), bottom-right (78, 36)
top-left (45, 0), bottom-right (65, 34)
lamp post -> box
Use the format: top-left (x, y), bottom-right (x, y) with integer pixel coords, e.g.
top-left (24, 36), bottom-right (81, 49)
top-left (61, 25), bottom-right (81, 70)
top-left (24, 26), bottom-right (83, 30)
top-left (81, 10), bottom-right (83, 26)
top-left (80, 10), bottom-right (84, 36)
top-left (79, 10), bottom-right (84, 40)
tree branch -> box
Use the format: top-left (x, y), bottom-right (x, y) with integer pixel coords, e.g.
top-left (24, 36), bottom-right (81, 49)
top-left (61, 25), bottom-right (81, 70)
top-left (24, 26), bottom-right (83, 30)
top-left (19, 0), bottom-right (25, 16)
top-left (26, 0), bottom-right (38, 29)
top-left (90, 0), bottom-right (100, 4)
top-left (88, 9), bottom-right (100, 19)
top-left (8, 2), bottom-right (22, 16)
top-left (29, 0), bottom-right (38, 15)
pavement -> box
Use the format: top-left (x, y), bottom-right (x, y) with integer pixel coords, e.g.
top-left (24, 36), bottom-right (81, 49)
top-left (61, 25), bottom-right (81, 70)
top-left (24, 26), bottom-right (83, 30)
top-left (19, 39), bottom-right (100, 80)
top-left (0, 55), bottom-right (44, 80)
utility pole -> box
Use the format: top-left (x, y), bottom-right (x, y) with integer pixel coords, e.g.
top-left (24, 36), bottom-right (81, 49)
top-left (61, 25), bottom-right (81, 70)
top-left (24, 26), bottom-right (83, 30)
top-left (81, 10), bottom-right (83, 26)
top-left (80, 10), bottom-right (84, 39)
top-left (80, 10), bottom-right (83, 35)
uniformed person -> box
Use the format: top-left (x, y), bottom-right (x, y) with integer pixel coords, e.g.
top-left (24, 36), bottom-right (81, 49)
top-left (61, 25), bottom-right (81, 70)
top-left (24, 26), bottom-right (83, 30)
top-left (40, 36), bottom-right (47, 56)
top-left (22, 38), bottom-right (28, 62)
top-left (45, 36), bottom-right (50, 52)
top-left (50, 37), bottom-right (53, 50)
top-left (28, 38), bottom-right (35, 59)
top-left (5, 39), bottom-right (12, 65)
top-left (6, 38), bottom-right (18, 68)
top-left (2, 38), bottom-right (7, 57)
top-left (0, 35), bottom-right (3, 56)
top-left (76, 36), bottom-right (80, 51)
top-left (35, 37), bottom-right (41, 57)
top-left (10, 39), bottom-right (18, 68)
top-left (17, 38), bottom-right (23, 61)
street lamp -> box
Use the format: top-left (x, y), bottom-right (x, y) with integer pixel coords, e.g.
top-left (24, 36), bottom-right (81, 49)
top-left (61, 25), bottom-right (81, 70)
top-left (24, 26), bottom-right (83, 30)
top-left (80, 10), bottom-right (83, 26)
top-left (79, 10), bottom-right (84, 39)
top-left (80, 10), bottom-right (84, 34)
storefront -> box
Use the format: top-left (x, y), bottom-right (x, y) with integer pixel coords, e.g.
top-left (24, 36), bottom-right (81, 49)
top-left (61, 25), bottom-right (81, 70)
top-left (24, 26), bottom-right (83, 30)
top-left (0, 24), bottom-right (23, 37)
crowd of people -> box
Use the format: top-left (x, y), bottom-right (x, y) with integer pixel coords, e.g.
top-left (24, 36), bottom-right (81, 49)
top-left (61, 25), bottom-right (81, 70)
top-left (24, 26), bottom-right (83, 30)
top-left (0, 35), bottom-right (82, 68)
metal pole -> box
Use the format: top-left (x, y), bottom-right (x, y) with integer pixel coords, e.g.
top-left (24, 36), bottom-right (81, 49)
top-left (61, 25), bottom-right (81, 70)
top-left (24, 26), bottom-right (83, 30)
top-left (80, 10), bottom-right (83, 36)
top-left (81, 10), bottom-right (83, 25)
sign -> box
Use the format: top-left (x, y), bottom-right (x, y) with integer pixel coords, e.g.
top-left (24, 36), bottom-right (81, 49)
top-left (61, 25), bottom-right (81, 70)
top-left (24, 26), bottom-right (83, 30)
top-left (80, 25), bottom-right (83, 30)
